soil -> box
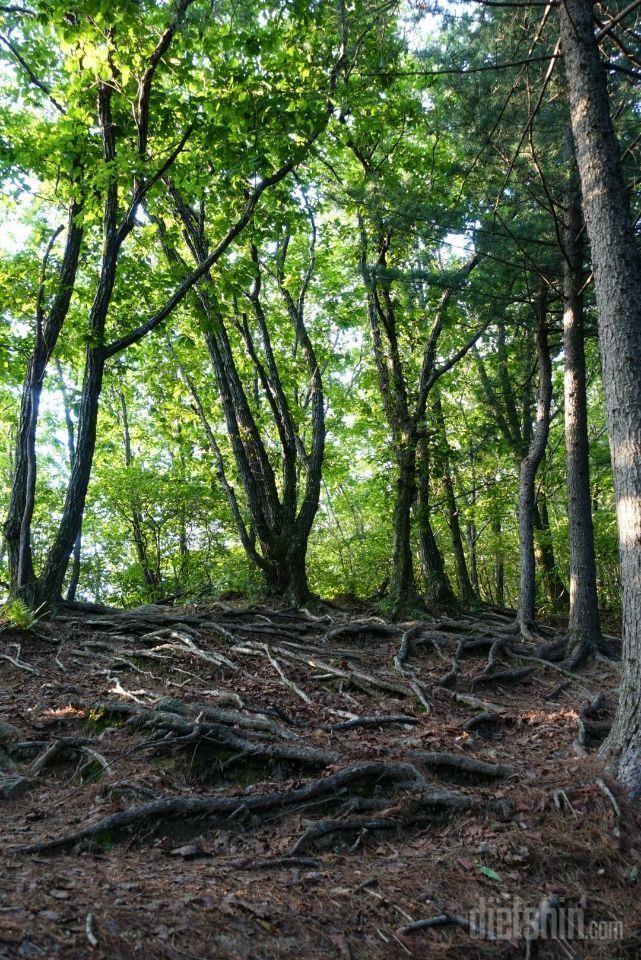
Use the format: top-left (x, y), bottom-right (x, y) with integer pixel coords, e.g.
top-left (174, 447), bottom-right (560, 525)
top-left (0, 602), bottom-right (639, 959)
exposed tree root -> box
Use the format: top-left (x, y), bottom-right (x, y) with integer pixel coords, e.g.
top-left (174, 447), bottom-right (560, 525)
top-left (321, 715), bottom-right (419, 732)
top-left (574, 691), bottom-right (611, 755)
top-left (324, 620), bottom-right (402, 644)
top-left (11, 761), bottom-right (431, 855)
top-left (410, 751), bottom-right (517, 780)
top-left (463, 711), bottom-right (505, 733)
top-left (470, 666), bottom-right (534, 692)
top-left (136, 717), bottom-right (340, 767)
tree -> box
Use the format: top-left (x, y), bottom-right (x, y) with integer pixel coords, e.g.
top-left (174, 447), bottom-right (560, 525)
top-left (562, 128), bottom-right (603, 665)
top-left (516, 287), bottom-right (552, 638)
top-left (163, 203), bottom-right (326, 606)
top-left (2, 0), bottom-right (356, 606)
top-left (558, 0), bottom-right (641, 790)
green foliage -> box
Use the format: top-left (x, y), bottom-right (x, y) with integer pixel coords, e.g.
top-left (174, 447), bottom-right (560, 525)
top-left (0, 0), bottom-right (630, 615)
top-left (0, 598), bottom-right (40, 631)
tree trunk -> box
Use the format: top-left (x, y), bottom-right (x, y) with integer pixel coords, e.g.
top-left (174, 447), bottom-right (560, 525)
top-left (3, 204), bottom-right (83, 594)
top-left (562, 125), bottom-right (602, 665)
top-left (434, 394), bottom-right (475, 605)
top-left (263, 536), bottom-right (312, 607)
top-left (492, 512), bottom-right (505, 608)
top-left (533, 497), bottom-right (569, 607)
top-left (389, 446), bottom-right (420, 612)
top-left (37, 346), bottom-right (106, 604)
top-left (467, 453), bottom-right (480, 595)
top-left (517, 291), bottom-right (552, 635)
top-left (54, 359), bottom-right (82, 602)
top-left (558, 0), bottom-right (641, 790)
top-left (416, 436), bottom-right (455, 605)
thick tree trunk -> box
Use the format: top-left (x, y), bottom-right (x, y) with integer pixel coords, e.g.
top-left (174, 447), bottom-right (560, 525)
top-left (263, 536), bottom-right (313, 607)
top-left (517, 292), bottom-right (552, 635)
top-left (562, 126), bottom-right (602, 665)
top-left (416, 437), bottom-right (455, 604)
top-left (558, 0), bottom-right (641, 790)
top-left (389, 447), bottom-right (420, 611)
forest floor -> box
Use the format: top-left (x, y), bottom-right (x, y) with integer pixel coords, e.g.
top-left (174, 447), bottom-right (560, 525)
top-left (0, 600), bottom-right (640, 959)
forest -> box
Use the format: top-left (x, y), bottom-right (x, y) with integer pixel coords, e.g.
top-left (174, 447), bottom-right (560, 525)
top-left (0, 0), bottom-right (641, 957)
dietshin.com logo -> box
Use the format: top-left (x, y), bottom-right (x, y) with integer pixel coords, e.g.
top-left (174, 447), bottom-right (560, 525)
top-left (468, 896), bottom-right (624, 942)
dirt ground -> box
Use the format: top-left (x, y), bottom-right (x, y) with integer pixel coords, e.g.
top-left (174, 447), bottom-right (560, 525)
top-left (1, 602), bottom-right (640, 959)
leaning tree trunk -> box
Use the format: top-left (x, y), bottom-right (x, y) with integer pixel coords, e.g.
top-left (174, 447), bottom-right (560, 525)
top-left (562, 126), bottom-right (602, 665)
top-left (517, 292), bottom-right (552, 637)
top-left (37, 345), bottom-right (106, 604)
top-left (559, 0), bottom-right (641, 790)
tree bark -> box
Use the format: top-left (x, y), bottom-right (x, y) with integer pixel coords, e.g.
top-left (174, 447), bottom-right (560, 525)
top-left (562, 125), bottom-right (602, 665)
top-left (492, 511), bottom-right (505, 607)
top-left (517, 290), bottom-right (552, 635)
top-left (3, 203), bottom-right (83, 595)
top-left (433, 394), bottom-right (475, 605)
top-left (389, 446), bottom-right (420, 610)
top-left (54, 359), bottom-right (82, 602)
top-left (118, 389), bottom-right (161, 593)
top-left (533, 496), bottom-right (569, 607)
top-left (558, 0), bottom-right (641, 790)
top-left (416, 436), bottom-right (455, 604)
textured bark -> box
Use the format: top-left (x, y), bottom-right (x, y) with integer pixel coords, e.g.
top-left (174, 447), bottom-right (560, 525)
top-left (517, 292), bottom-right (552, 634)
top-left (562, 127), bottom-right (602, 665)
top-left (54, 359), bottom-right (82, 602)
top-left (559, 0), bottom-right (641, 790)
top-left (416, 437), bottom-right (455, 604)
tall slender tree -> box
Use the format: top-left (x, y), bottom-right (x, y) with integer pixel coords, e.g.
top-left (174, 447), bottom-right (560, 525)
top-left (558, 0), bottom-right (641, 790)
